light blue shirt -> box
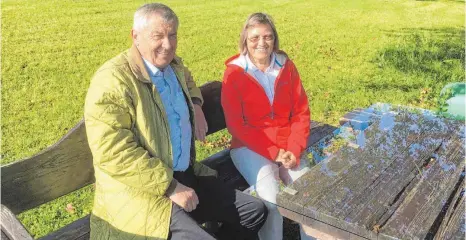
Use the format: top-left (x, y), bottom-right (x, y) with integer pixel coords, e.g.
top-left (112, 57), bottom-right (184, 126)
top-left (244, 53), bottom-right (282, 104)
top-left (143, 59), bottom-right (192, 171)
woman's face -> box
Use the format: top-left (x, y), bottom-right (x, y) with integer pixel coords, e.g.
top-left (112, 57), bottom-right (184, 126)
top-left (246, 23), bottom-right (275, 64)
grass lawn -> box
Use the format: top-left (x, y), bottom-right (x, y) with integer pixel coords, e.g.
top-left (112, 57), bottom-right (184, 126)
top-left (2, 0), bottom-right (464, 238)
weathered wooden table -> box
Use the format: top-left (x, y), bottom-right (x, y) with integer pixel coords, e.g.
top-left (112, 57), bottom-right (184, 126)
top-left (248, 104), bottom-right (465, 240)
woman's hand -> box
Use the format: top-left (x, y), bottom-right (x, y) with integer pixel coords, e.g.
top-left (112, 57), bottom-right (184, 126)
top-left (276, 149), bottom-right (297, 168)
top-left (275, 149), bottom-right (286, 162)
top-left (277, 151), bottom-right (297, 169)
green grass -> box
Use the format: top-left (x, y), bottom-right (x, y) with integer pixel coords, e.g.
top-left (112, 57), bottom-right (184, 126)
top-left (2, 0), bottom-right (464, 238)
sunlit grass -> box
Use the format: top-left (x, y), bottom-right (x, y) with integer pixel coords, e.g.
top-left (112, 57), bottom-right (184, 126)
top-left (2, 0), bottom-right (464, 237)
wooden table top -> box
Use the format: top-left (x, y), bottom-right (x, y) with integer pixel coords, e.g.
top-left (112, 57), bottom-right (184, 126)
top-left (275, 105), bottom-right (465, 240)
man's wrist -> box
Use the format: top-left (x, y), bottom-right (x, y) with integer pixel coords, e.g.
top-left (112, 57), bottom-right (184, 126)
top-left (165, 178), bottom-right (178, 197)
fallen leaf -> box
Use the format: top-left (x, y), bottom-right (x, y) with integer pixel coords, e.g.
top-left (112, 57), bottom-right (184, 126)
top-left (202, 141), bottom-right (214, 148)
top-left (421, 88), bottom-right (430, 95)
top-left (65, 203), bottom-right (75, 214)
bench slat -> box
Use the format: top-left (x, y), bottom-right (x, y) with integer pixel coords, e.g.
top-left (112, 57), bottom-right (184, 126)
top-left (200, 81), bottom-right (226, 135)
top-left (307, 121), bottom-right (338, 147)
top-left (1, 205), bottom-right (33, 240)
top-left (39, 215), bottom-right (90, 240)
top-left (2, 230), bottom-right (11, 240)
top-left (1, 81), bottom-right (225, 215)
top-left (1, 121), bottom-right (94, 215)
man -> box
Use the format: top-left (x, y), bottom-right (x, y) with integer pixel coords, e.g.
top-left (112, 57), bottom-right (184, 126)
top-left (84, 3), bottom-right (267, 240)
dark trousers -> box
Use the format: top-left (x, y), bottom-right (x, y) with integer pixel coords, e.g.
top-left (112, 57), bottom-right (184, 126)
top-left (168, 166), bottom-right (268, 240)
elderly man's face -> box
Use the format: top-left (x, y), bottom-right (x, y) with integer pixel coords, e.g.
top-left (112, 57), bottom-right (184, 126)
top-left (133, 14), bottom-right (177, 69)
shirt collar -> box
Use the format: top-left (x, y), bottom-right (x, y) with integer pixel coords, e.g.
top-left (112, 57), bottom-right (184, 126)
top-left (245, 53), bottom-right (277, 72)
top-left (142, 58), bottom-right (165, 77)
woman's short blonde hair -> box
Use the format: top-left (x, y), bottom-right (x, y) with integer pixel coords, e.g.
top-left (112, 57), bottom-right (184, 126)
top-left (239, 12), bottom-right (280, 55)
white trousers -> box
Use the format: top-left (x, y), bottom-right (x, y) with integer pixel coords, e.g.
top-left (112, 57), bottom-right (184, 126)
top-left (230, 147), bottom-right (316, 240)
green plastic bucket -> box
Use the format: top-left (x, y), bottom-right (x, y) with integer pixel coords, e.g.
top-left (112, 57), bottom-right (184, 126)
top-left (439, 82), bottom-right (465, 120)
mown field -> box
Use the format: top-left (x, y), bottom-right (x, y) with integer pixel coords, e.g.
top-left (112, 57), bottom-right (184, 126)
top-left (2, 0), bottom-right (464, 238)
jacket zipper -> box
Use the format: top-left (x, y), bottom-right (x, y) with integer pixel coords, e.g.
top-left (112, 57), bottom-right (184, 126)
top-left (241, 61), bottom-right (287, 120)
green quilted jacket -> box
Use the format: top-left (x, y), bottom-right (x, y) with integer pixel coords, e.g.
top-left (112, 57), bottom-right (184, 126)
top-left (84, 45), bottom-right (216, 240)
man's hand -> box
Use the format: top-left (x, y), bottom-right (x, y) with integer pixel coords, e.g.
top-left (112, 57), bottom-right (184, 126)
top-left (193, 104), bottom-right (208, 141)
top-left (278, 151), bottom-right (297, 169)
top-left (168, 183), bottom-right (199, 212)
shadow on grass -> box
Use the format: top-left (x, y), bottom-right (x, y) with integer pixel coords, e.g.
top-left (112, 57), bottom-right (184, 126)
top-left (367, 27), bottom-right (465, 92)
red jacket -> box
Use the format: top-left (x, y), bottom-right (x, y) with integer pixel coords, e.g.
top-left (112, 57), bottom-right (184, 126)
top-left (221, 53), bottom-right (310, 164)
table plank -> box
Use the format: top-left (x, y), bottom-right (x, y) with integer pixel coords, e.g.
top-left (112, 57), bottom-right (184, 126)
top-left (277, 116), bottom-right (400, 239)
top-left (434, 176), bottom-right (465, 240)
top-left (312, 112), bottom-right (432, 211)
top-left (341, 118), bottom-right (463, 229)
top-left (302, 111), bottom-right (427, 239)
top-left (275, 121), bottom-right (339, 212)
top-left (277, 110), bottom-right (465, 239)
top-left (277, 116), bottom-right (378, 212)
top-left (296, 112), bottom-right (419, 203)
top-left (380, 136), bottom-right (465, 239)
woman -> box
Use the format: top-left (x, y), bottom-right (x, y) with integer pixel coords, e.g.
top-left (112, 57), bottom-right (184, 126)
top-left (221, 12), bottom-right (313, 240)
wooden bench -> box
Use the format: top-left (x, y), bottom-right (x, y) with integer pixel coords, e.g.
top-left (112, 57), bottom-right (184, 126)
top-left (1, 81), bottom-right (336, 240)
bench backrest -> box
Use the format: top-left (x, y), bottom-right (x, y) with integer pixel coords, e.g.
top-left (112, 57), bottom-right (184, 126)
top-left (1, 80), bottom-right (338, 240)
top-left (1, 81), bottom-right (225, 215)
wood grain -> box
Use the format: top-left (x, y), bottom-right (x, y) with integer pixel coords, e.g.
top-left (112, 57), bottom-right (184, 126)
top-left (278, 111), bottom-right (465, 239)
top-left (380, 136), bottom-right (465, 239)
top-left (0, 81), bottom-right (227, 215)
top-left (2, 231), bottom-right (11, 240)
top-left (1, 205), bottom-right (33, 240)
top-left (434, 176), bottom-right (465, 240)
top-left (39, 215), bottom-right (90, 240)
top-left (1, 121), bottom-right (94, 214)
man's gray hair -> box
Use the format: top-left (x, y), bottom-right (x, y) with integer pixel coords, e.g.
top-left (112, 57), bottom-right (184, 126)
top-left (239, 12), bottom-right (279, 55)
top-left (133, 3), bottom-right (179, 31)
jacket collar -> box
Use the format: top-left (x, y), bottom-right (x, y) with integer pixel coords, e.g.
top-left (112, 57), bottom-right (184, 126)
top-left (225, 51), bottom-right (288, 70)
top-left (244, 53), bottom-right (279, 72)
top-left (128, 44), bottom-right (183, 83)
